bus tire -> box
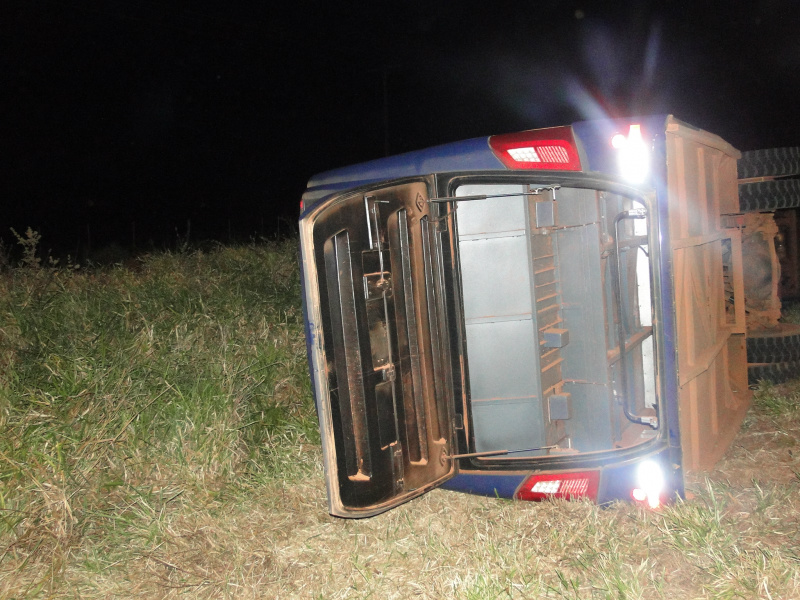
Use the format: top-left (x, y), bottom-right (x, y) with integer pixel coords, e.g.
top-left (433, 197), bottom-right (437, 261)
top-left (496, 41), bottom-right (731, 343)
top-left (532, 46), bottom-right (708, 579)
top-left (747, 324), bottom-right (800, 383)
top-left (739, 179), bottom-right (800, 213)
top-left (748, 360), bottom-right (800, 385)
top-left (747, 325), bottom-right (800, 363)
top-left (738, 147), bottom-right (800, 179)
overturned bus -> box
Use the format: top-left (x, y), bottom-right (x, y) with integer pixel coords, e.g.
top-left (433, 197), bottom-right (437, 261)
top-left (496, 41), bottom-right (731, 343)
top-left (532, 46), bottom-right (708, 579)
top-left (299, 115), bottom-right (752, 517)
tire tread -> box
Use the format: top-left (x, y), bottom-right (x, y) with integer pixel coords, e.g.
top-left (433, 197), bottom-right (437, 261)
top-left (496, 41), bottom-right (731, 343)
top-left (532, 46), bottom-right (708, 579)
top-left (738, 179), bottom-right (800, 212)
top-left (738, 147), bottom-right (800, 179)
top-left (748, 360), bottom-right (800, 385)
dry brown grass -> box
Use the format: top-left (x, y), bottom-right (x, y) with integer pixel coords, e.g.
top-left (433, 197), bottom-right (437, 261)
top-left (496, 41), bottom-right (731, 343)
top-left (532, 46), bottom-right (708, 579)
top-left (3, 244), bottom-right (800, 599)
top-left (6, 404), bottom-right (799, 600)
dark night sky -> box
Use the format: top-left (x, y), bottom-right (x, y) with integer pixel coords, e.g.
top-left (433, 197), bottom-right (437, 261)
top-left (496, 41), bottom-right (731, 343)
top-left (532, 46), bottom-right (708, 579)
top-left (4, 1), bottom-right (800, 256)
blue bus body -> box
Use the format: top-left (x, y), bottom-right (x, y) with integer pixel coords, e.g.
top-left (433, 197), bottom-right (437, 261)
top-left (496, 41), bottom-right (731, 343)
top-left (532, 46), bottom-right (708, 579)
top-left (299, 115), bottom-right (749, 517)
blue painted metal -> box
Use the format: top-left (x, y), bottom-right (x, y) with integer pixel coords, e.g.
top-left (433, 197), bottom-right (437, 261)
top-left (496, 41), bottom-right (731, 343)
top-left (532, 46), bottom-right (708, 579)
top-left (441, 472), bottom-right (528, 499)
top-left (596, 446), bottom-right (676, 505)
top-left (443, 444), bottom-right (678, 504)
top-left (301, 136), bottom-right (505, 213)
top-left (650, 132), bottom-right (685, 490)
top-left (300, 115), bottom-right (668, 218)
top-left (302, 114), bottom-right (674, 214)
top-left (571, 114), bottom-right (684, 497)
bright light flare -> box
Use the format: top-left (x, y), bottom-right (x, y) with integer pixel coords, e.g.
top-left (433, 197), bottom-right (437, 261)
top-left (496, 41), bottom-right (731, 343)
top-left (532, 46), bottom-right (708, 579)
top-left (612, 124), bottom-right (650, 184)
top-left (611, 133), bottom-right (627, 149)
top-left (632, 460), bottom-right (664, 509)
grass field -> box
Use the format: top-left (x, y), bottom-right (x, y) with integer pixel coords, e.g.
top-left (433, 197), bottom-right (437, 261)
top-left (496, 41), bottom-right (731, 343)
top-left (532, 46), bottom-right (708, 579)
top-left (1, 238), bottom-right (799, 599)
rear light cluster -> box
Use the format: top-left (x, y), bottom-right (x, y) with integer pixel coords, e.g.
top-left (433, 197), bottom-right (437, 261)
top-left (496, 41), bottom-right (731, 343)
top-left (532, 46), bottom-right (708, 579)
top-left (489, 126), bottom-right (582, 171)
top-left (515, 471), bottom-right (599, 502)
top-left (630, 460), bottom-right (666, 509)
top-left (515, 460), bottom-right (669, 508)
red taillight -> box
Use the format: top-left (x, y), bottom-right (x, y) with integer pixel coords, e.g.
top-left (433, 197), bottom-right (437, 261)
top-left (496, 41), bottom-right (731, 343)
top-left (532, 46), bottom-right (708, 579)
top-left (489, 126), bottom-right (582, 171)
top-left (515, 471), bottom-right (600, 502)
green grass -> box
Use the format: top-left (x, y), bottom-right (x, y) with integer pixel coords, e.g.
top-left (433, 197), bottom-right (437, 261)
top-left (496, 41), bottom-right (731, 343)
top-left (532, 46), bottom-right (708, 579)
top-left (0, 239), bottom-right (319, 597)
top-left (2, 237), bottom-right (800, 599)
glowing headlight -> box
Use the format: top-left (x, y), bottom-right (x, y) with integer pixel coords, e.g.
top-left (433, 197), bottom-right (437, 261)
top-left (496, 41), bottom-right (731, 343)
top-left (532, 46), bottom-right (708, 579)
top-left (632, 460), bottom-right (664, 509)
top-left (612, 124), bottom-right (650, 184)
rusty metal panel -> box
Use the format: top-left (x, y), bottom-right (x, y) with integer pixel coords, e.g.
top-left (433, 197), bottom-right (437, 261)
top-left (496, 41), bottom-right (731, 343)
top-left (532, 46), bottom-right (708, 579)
top-left (718, 153), bottom-right (741, 216)
top-left (306, 180), bottom-right (456, 517)
top-left (740, 212), bottom-right (782, 328)
top-left (679, 338), bottom-right (749, 470)
top-left (723, 229), bottom-right (747, 334)
top-left (665, 117), bottom-right (751, 472)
